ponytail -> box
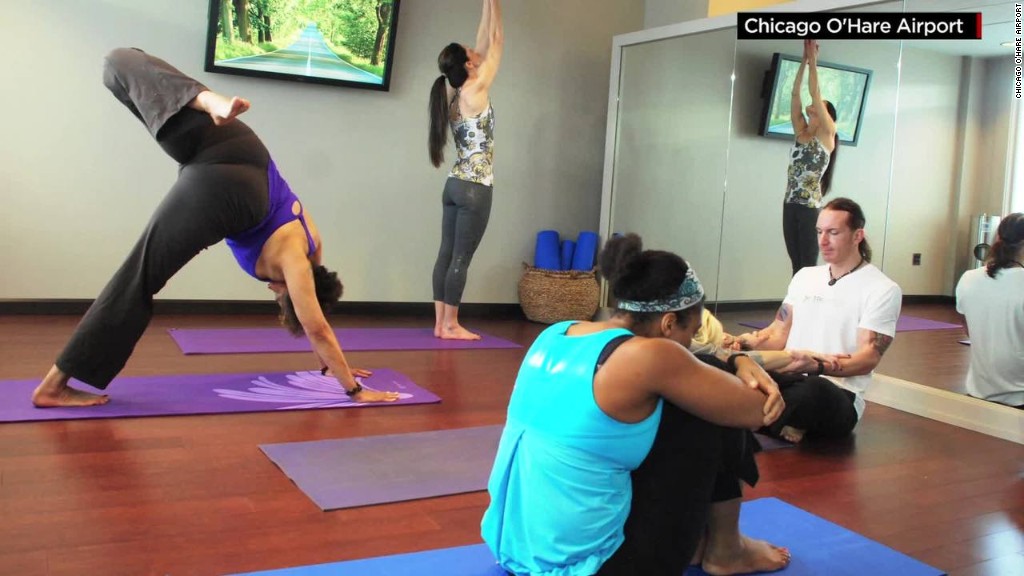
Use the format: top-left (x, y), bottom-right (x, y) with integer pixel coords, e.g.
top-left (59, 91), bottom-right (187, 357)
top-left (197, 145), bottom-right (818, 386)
top-left (821, 101), bottom-right (839, 197)
top-left (428, 43), bottom-right (469, 167)
top-left (428, 75), bottom-right (449, 167)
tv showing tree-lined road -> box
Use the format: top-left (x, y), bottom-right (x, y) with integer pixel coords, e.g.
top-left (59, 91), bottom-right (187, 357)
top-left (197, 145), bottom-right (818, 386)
top-left (205, 0), bottom-right (400, 91)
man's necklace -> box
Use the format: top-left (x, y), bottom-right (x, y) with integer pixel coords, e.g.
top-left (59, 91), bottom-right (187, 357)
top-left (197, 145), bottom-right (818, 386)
top-left (829, 258), bottom-right (865, 286)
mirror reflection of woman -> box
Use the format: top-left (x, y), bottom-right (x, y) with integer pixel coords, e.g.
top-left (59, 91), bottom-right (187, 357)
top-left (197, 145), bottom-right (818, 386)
top-left (784, 39), bottom-right (839, 276)
top-left (427, 0), bottom-right (503, 340)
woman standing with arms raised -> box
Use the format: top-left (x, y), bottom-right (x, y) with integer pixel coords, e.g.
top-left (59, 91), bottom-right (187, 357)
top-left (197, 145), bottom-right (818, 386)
top-left (784, 39), bottom-right (839, 275)
top-left (427, 0), bottom-right (503, 340)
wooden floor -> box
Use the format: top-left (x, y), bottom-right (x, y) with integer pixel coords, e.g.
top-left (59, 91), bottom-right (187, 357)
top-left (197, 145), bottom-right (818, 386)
top-left (0, 305), bottom-right (1020, 576)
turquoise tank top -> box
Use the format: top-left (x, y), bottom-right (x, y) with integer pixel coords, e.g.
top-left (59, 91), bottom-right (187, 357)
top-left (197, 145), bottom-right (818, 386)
top-left (481, 321), bottom-right (663, 576)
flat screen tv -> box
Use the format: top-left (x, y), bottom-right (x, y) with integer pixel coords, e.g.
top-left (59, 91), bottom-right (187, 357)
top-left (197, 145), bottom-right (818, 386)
top-left (204, 0), bottom-right (401, 91)
top-left (759, 52), bottom-right (871, 146)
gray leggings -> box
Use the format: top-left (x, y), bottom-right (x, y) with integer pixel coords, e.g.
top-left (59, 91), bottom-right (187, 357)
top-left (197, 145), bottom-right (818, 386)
top-left (57, 48), bottom-right (269, 389)
top-left (432, 177), bottom-right (493, 306)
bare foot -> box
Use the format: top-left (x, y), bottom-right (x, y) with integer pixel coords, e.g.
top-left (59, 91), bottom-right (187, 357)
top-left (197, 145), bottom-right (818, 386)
top-left (194, 91), bottom-right (250, 125)
top-left (434, 325), bottom-right (443, 338)
top-left (211, 95), bottom-right (250, 125)
top-left (780, 425), bottom-right (806, 444)
top-left (32, 367), bottom-right (109, 408)
top-left (703, 535), bottom-right (791, 575)
top-left (440, 325), bottom-right (482, 340)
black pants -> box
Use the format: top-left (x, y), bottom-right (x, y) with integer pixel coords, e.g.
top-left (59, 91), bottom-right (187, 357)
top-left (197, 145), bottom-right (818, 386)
top-left (597, 356), bottom-right (761, 576)
top-left (56, 48), bottom-right (269, 389)
top-left (432, 177), bottom-right (493, 306)
top-left (762, 372), bottom-right (859, 439)
top-left (783, 202), bottom-right (819, 275)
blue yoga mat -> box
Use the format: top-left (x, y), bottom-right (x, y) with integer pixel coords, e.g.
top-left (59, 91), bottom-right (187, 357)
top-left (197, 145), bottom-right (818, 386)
top-left (230, 498), bottom-right (945, 576)
top-left (534, 230), bottom-right (560, 270)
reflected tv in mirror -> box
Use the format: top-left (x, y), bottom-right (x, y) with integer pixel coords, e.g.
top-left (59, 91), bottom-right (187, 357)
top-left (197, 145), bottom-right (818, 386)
top-left (759, 53), bottom-right (871, 146)
top-left (204, 0), bottom-right (401, 91)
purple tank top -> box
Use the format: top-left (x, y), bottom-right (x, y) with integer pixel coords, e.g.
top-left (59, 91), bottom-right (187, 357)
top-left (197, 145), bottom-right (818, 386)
top-left (226, 159), bottom-right (316, 280)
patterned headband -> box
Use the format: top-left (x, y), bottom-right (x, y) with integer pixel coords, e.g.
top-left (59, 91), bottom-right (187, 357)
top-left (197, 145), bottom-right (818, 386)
top-left (617, 264), bottom-right (705, 313)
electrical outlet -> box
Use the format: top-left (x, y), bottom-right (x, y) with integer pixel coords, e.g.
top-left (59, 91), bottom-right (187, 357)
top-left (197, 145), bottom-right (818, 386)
top-left (912, 253), bottom-right (922, 266)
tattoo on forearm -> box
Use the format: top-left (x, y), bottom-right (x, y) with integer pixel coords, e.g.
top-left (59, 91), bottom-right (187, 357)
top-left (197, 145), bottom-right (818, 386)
top-left (871, 332), bottom-right (893, 356)
top-left (776, 305), bottom-right (789, 323)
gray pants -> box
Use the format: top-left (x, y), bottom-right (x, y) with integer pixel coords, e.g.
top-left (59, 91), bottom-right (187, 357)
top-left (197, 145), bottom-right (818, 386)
top-left (432, 177), bottom-right (493, 306)
top-left (56, 48), bottom-right (270, 389)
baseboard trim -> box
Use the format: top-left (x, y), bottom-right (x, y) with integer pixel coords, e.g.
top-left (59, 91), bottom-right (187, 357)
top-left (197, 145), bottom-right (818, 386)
top-left (0, 299), bottom-right (525, 319)
top-left (866, 373), bottom-right (1023, 445)
top-left (902, 295), bottom-right (955, 306)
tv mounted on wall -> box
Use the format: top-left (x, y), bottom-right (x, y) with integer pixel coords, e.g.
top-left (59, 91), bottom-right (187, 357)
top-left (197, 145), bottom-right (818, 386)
top-left (759, 52), bottom-right (872, 146)
top-left (204, 0), bottom-right (401, 91)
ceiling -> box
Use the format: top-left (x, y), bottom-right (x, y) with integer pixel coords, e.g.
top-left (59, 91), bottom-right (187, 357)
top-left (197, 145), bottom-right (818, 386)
top-left (902, 0), bottom-right (1016, 57)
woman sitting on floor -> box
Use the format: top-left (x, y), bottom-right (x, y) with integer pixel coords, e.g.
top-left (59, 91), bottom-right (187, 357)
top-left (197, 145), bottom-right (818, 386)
top-left (481, 234), bottom-right (791, 575)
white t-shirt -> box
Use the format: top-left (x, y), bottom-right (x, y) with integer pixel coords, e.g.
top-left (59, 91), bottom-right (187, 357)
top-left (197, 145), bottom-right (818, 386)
top-left (784, 263), bottom-right (902, 420)
top-left (955, 267), bottom-right (1024, 406)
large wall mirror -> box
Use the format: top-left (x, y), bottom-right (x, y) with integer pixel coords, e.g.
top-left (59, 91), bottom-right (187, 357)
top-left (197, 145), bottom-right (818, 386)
top-left (888, 0), bottom-right (1018, 298)
top-left (600, 0), bottom-right (906, 315)
top-left (606, 25), bottom-right (737, 305)
top-left (720, 0), bottom-right (903, 303)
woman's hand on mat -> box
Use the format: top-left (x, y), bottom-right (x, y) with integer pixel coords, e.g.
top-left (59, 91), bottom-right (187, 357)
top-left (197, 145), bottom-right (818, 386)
top-left (352, 388), bottom-right (402, 403)
top-left (734, 357), bottom-right (785, 426)
top-left (321, 367), bottom-right (373, 378)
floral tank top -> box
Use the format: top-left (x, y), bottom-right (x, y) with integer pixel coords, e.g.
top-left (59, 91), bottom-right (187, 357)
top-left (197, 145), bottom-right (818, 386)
top-left (785, 137), bottom-right (830, 208)
top-left (448, 91), bottom-right (495, 187)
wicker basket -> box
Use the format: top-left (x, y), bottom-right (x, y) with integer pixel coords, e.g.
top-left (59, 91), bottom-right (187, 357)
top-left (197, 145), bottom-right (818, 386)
top-left (518, 264), bottom-right (600, 324)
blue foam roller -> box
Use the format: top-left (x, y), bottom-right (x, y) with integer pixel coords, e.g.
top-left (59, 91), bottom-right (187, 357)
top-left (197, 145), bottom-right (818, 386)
top-left (560, 240), bottom-right (576, 271)
top-left (534, 230), bottom-right (561, 270)
top-left (571, 231), bottom-right (599, 271)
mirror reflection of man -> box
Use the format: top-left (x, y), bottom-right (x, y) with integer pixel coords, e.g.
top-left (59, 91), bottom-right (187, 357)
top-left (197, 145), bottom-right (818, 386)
top-left (730, 197), bottom-right (902, 443)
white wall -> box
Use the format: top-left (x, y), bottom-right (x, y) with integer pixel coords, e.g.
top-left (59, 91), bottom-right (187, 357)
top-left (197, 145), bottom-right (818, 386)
top-left (0, 0), bottom-right (643, 303)
top-left (642, 0), bottom-right (709, 29)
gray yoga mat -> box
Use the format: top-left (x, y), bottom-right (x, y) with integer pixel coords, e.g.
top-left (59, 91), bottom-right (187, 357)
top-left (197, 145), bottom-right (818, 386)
top-left (260, 425), bottom-right (504, 510)
top-left (261, 427), bottom-right (792, 511)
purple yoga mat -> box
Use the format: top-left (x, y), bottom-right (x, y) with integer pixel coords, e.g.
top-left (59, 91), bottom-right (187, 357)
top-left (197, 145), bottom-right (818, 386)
top-left (260, 425), bottom-right (504, 510)
top-left (169, 327), bottom-right (522, 355)
top-left (738, 315), bottom-right (962, 332)
top-left (0, 369), bottom-right (438, 423)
